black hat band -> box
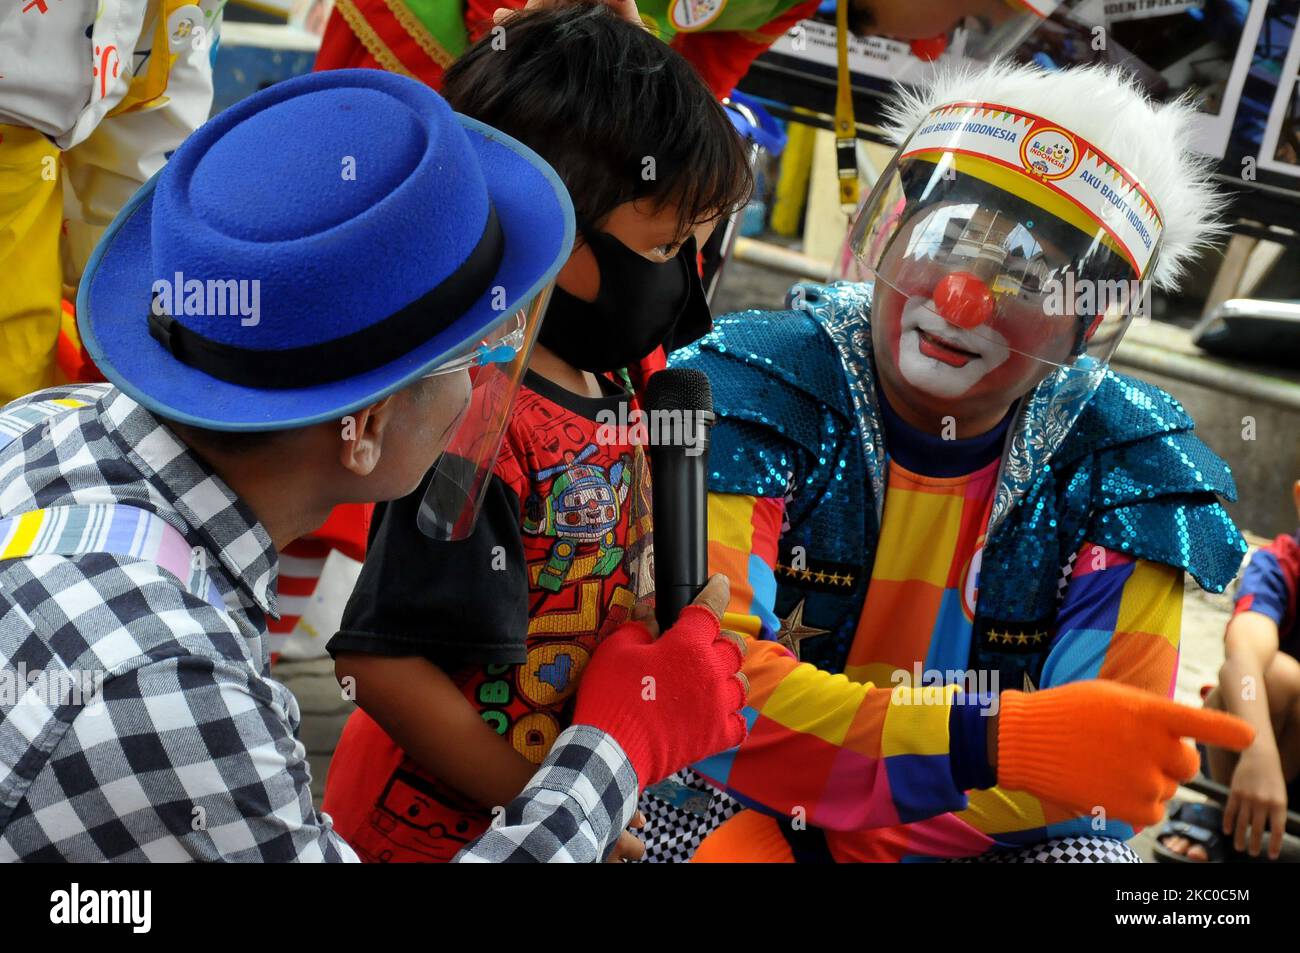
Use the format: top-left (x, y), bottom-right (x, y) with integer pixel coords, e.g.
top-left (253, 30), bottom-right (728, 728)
top-left (146, 204), bottom-right (505, 390)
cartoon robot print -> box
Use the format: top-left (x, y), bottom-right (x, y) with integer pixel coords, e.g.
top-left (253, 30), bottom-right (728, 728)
top-left (522, 443), bottom-right (633, 592)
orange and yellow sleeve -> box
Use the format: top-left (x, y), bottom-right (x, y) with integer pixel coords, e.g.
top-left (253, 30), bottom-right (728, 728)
top-left (698, 492), bottom-right (970, 829)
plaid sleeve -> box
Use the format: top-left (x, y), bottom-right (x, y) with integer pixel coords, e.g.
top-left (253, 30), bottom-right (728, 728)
top-left (454, 725), bottom-right (638, 863)
top-left (1, 655), bottom-right (358, 862)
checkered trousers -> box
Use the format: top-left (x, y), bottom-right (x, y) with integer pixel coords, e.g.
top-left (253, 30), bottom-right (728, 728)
top-left (948, 837), bottom-right (1142, 863)
top-left (638, 768), bottom-right (742, 863)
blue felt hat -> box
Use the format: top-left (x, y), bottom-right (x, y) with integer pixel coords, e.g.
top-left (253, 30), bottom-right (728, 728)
top-left (77, 69), bottom-right (574, 430)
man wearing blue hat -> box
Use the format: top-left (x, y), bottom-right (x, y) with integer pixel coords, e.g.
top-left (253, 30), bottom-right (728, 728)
top-left (0, 69), bottom-right (748, 862)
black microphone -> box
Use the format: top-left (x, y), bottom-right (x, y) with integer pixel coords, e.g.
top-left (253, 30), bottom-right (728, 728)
top-left (645, 368), bottom-right (715, 634)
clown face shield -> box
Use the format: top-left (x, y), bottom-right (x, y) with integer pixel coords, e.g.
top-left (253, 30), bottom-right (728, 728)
top-left (841, 101), bottom-right (1163, 406)
top-left (417, 287), bottom-right (551, 541)
top-left (951, 0), bottom-right (1066, 64)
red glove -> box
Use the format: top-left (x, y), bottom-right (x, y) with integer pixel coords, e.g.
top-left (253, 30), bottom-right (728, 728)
top-left (998, 680), bottom-right (1256, 828)
top-left (574, 598), bottom-right (748, 787)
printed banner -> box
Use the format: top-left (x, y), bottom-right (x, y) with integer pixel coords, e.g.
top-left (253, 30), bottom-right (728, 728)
top-left (1103, 0), bottom-right (1203, 25)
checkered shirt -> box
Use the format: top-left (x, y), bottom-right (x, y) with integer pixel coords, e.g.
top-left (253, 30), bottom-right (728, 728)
top-left (455, 725), bottom-right (638, 863)
top-left (0, 385), bottom-right (637, 862)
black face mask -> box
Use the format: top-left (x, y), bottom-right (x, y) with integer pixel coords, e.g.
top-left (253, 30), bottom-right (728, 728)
top-left (537, 227), bottom-right (712, 374)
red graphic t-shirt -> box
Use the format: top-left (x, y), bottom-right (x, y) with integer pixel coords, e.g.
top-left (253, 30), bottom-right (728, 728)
top-left (323, 371), bottom-right (652, 862)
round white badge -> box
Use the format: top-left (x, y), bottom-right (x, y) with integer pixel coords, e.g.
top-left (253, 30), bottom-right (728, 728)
top-left (670, 0), bottom-right (728, 32)
top-left (168, 6), bottom-right (206, 54)
top-left (960, 541), bottom-right (984, 622)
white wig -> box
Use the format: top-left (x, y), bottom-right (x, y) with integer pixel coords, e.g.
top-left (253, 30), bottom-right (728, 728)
top-left (880, 61), bottom-right (1228, 290)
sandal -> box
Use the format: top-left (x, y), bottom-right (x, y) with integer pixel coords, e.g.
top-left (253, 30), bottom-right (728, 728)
top-left (1152, 800), bottom-right (1236, 863)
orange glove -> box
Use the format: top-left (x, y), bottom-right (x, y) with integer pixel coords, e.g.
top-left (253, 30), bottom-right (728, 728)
top-left (997, 680), bottom-right (1255, 828)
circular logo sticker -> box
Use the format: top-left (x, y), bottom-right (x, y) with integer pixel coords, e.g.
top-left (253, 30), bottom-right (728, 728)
top-left (959, 540), bottom-right (985, 622)
top-left (1019, 125), bottom-right (1080, 181)
top-left (167, 5), bottom-right (205, 53)
top-left (670, 0), bottom-right (727, 32)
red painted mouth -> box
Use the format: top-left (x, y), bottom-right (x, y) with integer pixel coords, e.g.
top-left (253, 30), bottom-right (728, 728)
top-left (917, 329), bottom-right (979, 368)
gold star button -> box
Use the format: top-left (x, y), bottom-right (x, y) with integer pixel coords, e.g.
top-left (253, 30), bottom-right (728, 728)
top-left (776, 599), bottom-right (830, 661)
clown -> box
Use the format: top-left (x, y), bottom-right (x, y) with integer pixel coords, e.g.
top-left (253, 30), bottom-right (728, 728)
top-left (643, 62), bottom-right (1249, 863)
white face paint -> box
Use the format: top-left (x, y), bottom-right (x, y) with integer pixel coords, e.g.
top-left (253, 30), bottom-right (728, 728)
top-left (896, 296), bottom-right (1010, 399)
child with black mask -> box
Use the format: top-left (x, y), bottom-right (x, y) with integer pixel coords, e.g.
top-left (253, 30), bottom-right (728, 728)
top-left (320, 3), bottom-right (752, 862)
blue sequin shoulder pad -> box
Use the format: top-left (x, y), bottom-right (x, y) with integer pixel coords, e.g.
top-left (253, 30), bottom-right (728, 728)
top-left (672, 306), bottom-right (860, 507)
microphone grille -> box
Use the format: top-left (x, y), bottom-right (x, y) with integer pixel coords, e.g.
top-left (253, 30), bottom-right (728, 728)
top-left (645, 368), bottom-right (713, 414)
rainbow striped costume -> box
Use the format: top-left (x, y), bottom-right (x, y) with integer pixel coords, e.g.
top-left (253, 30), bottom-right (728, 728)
top-left (667, 281), bottom-right (1246, 861)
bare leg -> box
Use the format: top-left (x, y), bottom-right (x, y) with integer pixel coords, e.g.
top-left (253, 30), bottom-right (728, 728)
top-left (1263, 652), bottom-right (1300, 785)
top-left (1164, 655), bottom-right (1300, 860)
top-left (1204, 687), bottom-right (1238, 783)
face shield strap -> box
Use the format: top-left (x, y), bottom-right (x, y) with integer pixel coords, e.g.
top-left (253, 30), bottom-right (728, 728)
top-left (423, 313), bottom-right (528, 378)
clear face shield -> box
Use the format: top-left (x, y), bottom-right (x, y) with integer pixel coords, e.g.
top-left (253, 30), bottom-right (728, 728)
top-left (839, 101), bottom-right (1163, 413)
top-left (952, 0), bottom-right (1065, 62)
top-left (416, 286), bottom-right (552, 541)
top-left (875, 0), bottom-right (1075, 65)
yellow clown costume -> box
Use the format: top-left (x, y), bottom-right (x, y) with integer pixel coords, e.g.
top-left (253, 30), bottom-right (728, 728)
top-left (0, 0), bottom-right (225, 402)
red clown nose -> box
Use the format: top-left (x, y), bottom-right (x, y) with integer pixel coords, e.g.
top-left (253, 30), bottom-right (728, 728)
top-left (932, 272), bottom-right (994, 329)
top-left (909, 34), bottom-right (948, 61)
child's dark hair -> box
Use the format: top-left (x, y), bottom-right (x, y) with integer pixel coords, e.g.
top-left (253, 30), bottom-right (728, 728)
top-left (444, 3), bottom-right (753, 239)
